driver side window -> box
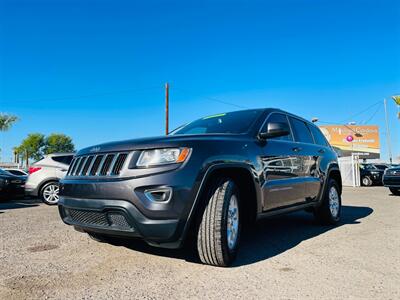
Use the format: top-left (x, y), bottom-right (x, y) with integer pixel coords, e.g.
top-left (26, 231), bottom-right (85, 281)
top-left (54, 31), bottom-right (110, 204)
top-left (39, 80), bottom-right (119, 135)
top-left (261, 113), bottom-right (293, 141)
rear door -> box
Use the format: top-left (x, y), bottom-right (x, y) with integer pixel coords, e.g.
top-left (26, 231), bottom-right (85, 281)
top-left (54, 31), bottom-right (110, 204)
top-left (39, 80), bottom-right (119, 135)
top-left (308, 124), bottom-right (331, 198)
top-left (260, 113), bottom-right (305, 210)
top-left (288, 117), bottom-right (320, 200)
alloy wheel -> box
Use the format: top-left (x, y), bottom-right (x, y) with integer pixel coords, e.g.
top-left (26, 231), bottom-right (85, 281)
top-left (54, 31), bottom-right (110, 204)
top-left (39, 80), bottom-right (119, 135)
top-left (43, 183), bottom-right (59, 204)
top-left (227, 194), bottom-right (239, 250)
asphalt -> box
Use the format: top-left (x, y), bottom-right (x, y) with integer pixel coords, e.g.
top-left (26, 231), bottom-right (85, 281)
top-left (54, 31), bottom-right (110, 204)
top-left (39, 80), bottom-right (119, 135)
top-left (0, 186), bottom-right (399, 299)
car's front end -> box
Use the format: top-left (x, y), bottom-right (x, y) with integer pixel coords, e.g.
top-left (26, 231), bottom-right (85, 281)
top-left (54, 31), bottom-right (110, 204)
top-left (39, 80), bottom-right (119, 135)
top-left (58, 110), bottom-right (265, 249)
top-left (0, 171), bottom-right (26, 199)
top-left (58, 138), bottom-right (207, 248)
top-left (383, 167), bottom-right (400, 194)
top-left (369, 170), bottom-right (385, 185)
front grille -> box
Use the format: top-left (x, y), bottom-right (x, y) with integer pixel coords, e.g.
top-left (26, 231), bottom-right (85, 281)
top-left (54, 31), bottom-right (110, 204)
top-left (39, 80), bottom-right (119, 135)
top-left (64, 208), bottom-right (133, 231)
top-left (68, 208), bottom-right (109, 227)
top-left (67, 152), bottom-right (129, 177)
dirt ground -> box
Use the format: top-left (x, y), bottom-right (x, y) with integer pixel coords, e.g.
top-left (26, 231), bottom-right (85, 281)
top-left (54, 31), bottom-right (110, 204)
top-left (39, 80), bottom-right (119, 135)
top-left (0, 186), bottom-right (399, 299)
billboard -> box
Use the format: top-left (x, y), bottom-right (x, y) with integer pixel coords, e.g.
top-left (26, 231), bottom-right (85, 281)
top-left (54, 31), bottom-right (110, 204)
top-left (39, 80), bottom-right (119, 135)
top-left (319, 125), bottom-right (380, 158)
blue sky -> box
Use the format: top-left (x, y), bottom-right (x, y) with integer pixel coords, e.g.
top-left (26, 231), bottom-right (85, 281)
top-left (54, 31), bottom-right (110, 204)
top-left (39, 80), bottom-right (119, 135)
top-left (1, 0), bottom-right (399, 161)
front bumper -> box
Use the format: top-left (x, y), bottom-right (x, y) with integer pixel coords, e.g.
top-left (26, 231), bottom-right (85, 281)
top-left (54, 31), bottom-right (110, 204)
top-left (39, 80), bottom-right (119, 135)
top-left (0, 183), bottom-right (25, 198)
top-left (59, 197), bottom-right (180, 247)
top-left (369, 173), bottom-right (383, 184)
top-left (58, 165), bottom-right (202, 248)
top-left (383, 175), bottom-right (400, 187)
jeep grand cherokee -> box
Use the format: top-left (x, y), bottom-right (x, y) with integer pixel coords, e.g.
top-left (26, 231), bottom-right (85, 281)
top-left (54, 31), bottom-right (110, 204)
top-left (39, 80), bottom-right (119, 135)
top-left (58, 108), bottom-right (342, 267)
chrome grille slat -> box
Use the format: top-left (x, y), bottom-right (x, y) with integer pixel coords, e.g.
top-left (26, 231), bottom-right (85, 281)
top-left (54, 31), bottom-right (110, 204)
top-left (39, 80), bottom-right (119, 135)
top-left (95, 155), bottom-right (108, 176)
top-left (77, 156), bottom-right (88, 176)
top-left (100, 154), bottom-right (115, 176)
top-left (75, 157), bottom-right (86, 176)
top-left (111, 153), bottom-right (128, 175)
top-left (107, 154), bottom-right (119, 175)
top-left (89, 155), bottom-right (104, 176)
top-left (67, 152), bottom-right (129, 177)
top-left (67, 158), bottom-right (78, 175)
top-left (70, 157), bottom-right (81, 175)
top-left (81, 155), bottom-right (94, 176)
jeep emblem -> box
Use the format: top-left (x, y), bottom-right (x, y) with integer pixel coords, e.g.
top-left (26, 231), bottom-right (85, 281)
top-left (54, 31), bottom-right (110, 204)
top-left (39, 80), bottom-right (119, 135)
top-left (90, 146), bottom-right (101, 153)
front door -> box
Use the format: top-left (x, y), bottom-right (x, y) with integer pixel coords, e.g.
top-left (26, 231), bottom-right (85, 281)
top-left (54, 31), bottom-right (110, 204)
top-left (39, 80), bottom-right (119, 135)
top-left (260, 113), bottom-right (306, 211)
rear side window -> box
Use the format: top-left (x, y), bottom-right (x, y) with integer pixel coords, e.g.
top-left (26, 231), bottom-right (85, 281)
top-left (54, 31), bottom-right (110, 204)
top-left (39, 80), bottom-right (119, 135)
top-left (261, 113), bottom-right (293, 141)
top-left (309, 125), bottom-right (328, 146)
top-left (289, 117), bottom-right (314, 144)
top-left (52, 155), bottom-right (74, 165)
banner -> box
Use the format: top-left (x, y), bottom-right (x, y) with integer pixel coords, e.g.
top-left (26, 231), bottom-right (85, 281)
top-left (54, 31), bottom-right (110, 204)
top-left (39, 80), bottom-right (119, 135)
top-left (319, 125), bottom-right (380, 158)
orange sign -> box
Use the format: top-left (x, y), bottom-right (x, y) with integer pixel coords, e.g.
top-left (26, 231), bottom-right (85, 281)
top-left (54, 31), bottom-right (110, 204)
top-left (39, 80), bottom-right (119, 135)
top-left (319, 125), bottom-right (380, 158)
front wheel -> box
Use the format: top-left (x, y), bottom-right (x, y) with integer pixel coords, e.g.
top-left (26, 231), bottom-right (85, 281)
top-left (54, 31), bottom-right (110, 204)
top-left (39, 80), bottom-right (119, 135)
top-left (389, 187), bottom-right (400, 196)
top-left (40, 181), bottom-right (60, 205)
top-left (362, 176), bottom-right (372, 186)
top-left (197, 178), bottom-right (241, 267)
top-left (314, 179), bottom-right (341, 225)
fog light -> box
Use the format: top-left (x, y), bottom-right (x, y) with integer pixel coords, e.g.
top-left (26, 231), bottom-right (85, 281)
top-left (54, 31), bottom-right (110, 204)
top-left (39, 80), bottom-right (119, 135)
top-left (144, 187), bottom-right (172, 202)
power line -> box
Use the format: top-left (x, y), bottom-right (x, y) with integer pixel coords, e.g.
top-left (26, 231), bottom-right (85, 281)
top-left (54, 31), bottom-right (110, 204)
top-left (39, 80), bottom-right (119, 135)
top-left (362, 105), bottom-right (381, 124)
top-left (340, 101), bottom-right (381, 123)
top-left (173, 86), bottom-right (249, 109)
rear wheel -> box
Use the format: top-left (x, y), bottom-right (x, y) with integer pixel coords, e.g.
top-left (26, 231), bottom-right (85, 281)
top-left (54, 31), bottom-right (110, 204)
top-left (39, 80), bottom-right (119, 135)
top-left (40, 181), bottom-right (60, 205)
top-left (389, 187), bottom-right (400, 196)
top-left (197, 178), bottom-right (241, 267)
top-left (361, 176), bottom-right (372, 186)
top-left (314, 179), bottom-right (341, 225)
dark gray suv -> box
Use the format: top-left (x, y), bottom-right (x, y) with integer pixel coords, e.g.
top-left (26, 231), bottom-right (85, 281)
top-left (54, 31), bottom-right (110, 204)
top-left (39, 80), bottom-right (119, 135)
top-left (58, 108), bottom-right (342, 267)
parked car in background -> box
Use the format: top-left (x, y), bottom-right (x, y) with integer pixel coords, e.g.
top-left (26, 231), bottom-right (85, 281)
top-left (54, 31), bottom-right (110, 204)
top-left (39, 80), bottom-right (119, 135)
top-left (58, 108), bottom-right (342, 267)
top-left (0, 168), bottom-right (27, 200)
top-left (360, 163), bottom-right (384, 186)
top-left (373, 164), bottom-right (389, 171)
top-left (383, 166), bottom-right (400, 195)
top-left (5, 168), bottom-right (28, 176)
top-left (25, 153), bottom-right (74, 205)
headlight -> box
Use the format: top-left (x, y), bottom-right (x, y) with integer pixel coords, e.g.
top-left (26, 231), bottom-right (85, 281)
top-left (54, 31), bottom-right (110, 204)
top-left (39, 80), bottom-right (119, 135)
top-left (136, 147), bottom-right (191, 167)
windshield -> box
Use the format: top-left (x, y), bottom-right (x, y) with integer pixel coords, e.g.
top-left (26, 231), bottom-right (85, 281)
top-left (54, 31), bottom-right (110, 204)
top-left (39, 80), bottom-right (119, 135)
top-left (374, 165), bottom-right (387, 170)
top-left (171, 109), bottom-right (263, 135)
top-left (360, 164), bottom-right (378, 170)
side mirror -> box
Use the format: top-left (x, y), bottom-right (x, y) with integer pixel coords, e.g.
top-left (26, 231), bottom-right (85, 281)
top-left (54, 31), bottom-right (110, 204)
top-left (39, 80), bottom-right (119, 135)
top-left (259, 122), bottom-right (290, 140)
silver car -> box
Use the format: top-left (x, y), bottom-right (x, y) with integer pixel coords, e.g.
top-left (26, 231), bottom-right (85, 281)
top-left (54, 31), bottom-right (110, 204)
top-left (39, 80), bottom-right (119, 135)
top-left (25, 153), bottom-right (74, 205)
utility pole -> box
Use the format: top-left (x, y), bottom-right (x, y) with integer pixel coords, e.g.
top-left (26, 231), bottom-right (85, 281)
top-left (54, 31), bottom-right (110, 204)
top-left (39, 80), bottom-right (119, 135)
top-left (165, 82), bottom-right (169, 135)
top-left (384, 98), bottom-right (393, 164)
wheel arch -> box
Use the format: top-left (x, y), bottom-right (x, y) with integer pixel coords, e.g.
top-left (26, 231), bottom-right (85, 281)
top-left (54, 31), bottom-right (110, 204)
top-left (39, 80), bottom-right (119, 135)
top-left (181, 163), bottom-right (261, 245)
top-left (38, 178), bottom-right (60, 196)
top-left (328, 168), bottom-right (342, 195)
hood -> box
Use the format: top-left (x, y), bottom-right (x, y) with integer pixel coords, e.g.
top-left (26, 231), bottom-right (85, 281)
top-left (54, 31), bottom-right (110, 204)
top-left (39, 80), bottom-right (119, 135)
top-left (0, 173), bottom-right (26, 181)
top-left (77, 134), bottom-right (247, 156)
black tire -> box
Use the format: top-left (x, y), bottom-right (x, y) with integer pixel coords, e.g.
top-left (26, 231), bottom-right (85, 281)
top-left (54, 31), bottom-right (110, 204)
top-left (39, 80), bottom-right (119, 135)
top-left (361, 176), bottom-right (372, 186)
top-left (40, 181), bottom-right (60, 205)
top-left (196, 178), bottom-right (241, 267)
top-left (314, 178), bottom-right (341, 225)
top-left (389, 187), bottom-right (400, 196)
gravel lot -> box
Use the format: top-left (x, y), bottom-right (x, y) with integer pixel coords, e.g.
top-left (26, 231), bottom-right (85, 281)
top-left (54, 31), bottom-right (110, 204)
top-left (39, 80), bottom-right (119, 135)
top-left (1, 186), bottom-right (399, 299)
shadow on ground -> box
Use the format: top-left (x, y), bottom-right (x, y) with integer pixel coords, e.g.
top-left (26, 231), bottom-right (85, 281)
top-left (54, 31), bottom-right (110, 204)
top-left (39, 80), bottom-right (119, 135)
top-left (105, 205), bottom-right (373, 267)
top-left (0, 198), bottom-right (41, 212)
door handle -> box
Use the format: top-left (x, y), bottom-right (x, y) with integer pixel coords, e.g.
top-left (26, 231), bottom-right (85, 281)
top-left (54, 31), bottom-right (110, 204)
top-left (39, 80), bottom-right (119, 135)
top-left (318, 149), bottom-right (325, 154)
top-left (292, 147), bottom-right (302, 152)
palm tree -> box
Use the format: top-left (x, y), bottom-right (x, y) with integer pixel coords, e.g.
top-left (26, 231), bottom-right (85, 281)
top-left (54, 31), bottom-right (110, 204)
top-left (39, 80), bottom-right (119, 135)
top-left (0, 113), bottom-right (19, 131)
top-left (393, 96), bottom-right (400, 119)
top-left (0, 113), bottom-right (19, 161)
